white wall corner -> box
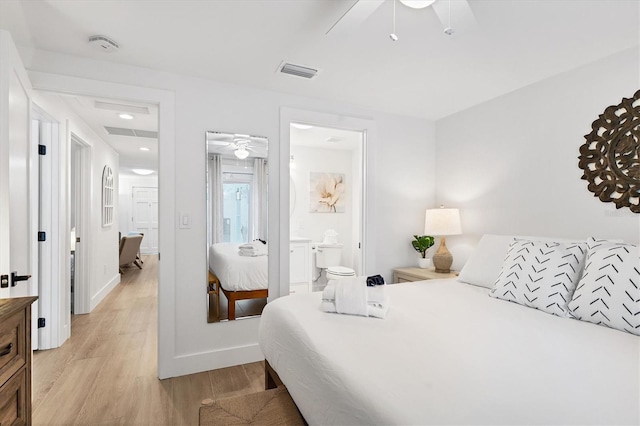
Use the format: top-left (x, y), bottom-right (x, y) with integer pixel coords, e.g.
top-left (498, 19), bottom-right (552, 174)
top-left (90, 273), bottom-right (121, 311)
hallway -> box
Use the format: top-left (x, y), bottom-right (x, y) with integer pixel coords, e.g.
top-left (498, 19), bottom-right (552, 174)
top-left (32, 256), bottom-right (264, 425)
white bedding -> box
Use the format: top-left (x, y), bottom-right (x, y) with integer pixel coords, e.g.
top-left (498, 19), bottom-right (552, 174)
top-left (259, 279), bottom-right (640, 425)
top-left (208, 243), bottom-right (268, 291)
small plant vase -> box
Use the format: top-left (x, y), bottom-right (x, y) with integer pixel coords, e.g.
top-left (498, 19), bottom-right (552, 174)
top-left (418, 258), bottom-right (432, 269)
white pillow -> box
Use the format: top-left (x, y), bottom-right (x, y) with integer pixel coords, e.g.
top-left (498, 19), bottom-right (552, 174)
top-left (489, 239), bottom-right (587, 316)
top-left (457, 235), bottom-right (514, 288)
top-left (568, 238), bottom-right (640, 335)
top-left (458, 234), bottom-right (588, 289)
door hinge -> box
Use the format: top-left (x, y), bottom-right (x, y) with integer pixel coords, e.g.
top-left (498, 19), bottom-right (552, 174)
top-left (158, 252), bottom-right (160, 261)
top-left (38, 318), bottom-right (46, 328)
top-left (0, 275), bottom-right (8, 288)
top-left (38, 144), bottom-right (46, 155)
top-left (38, 231), bottom-right (46, 242)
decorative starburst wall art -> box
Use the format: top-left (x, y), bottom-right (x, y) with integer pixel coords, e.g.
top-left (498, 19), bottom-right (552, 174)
top-left (579, 90), bottom-right (640, 213)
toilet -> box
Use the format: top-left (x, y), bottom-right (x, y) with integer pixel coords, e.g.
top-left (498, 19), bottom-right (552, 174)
top-left (315, 242), bottom-right (356, 281)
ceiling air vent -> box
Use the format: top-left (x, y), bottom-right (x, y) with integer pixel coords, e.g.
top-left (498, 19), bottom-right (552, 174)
top-left (278, 62), bottom-right (319, 79)
top-left (132, 129), bottom-right (158, 139)
top-left (105, 126), bottom-right (158, 139)
top-left (95, 101), bottom-right (150, 115)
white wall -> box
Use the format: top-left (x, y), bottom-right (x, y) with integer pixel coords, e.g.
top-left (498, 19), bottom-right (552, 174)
top-left (32, 92), bottom-right (120, 313)
top-left (435, 47), bottom-right (640, 271)
top-left (21, 47), bottom-right (436, 377)
top-left (290, 145), bottom-right (354, 269)
top-left (118, 173), bottom-right (158, 236)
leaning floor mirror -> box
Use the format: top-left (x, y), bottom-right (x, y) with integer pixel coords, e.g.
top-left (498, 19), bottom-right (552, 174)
top-left (205, 131), bottom-right (268, 323)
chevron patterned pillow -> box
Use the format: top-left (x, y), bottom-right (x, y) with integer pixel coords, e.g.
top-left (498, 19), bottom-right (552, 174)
top-left (489, 239), bottom-right (587, 316)
top-left (567, 238), bottom-right (640, 336)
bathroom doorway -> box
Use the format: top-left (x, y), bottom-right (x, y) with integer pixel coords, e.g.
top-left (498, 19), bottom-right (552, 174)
top-left (289, 123), bottom-right (364, 292)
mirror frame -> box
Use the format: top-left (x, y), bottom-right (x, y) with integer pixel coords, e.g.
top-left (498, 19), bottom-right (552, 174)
top-left (205, 130), bottom-right (269, 323)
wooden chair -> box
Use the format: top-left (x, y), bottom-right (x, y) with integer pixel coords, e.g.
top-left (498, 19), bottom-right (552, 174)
top-left (119, 234), bottom-right (144, 274)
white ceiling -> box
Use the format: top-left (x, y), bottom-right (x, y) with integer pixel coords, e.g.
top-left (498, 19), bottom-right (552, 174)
top-left (0, 0), bottom-right (638, 120)
top-left (47, 93), bottom-right (159, 175)
top-left (291, 124), bottom-right (362, 152)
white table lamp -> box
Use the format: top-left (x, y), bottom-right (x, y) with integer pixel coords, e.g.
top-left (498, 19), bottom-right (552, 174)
top-left (424, 207), bottom-right (461, 273)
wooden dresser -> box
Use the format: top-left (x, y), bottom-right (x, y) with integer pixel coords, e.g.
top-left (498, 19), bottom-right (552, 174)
top-left (0, 296), bottom-right (37, 426)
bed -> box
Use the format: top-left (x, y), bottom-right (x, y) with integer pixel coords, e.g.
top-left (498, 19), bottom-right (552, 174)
top-left (208, 243), bottom-right (268, 320)
top-left (259, 235), bottom-right (640, 425)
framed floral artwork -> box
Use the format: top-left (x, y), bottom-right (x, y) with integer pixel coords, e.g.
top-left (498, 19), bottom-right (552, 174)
top-left (310, 172), bottom-right (345, 213)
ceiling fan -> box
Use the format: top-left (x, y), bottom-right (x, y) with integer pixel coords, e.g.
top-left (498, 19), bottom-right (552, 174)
top-left (207, 132), bottom-right (268, 159)
top-left (327, 0), bottom-right (477, 38)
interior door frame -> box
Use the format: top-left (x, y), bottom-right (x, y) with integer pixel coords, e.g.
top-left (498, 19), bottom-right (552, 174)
top-left (32, 103), bottom-right (62, 349)
top-left (0, 31), bottom-right (36, 302)
top-left (278, 107), bottom-right (377, 300)
top-left (70, 133), bottom-right (91, 315)
top-left (28, 71), bottom-right (176, 378)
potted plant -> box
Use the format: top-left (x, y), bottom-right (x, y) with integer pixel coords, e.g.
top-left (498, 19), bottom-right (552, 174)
top-left (412, 235), bottom-right (435, 268)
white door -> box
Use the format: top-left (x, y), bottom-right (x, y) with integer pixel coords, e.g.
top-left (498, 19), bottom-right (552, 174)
top-left (133, 186), bottom-right (158, 254)
top-left (0, 31), bottom-right (39, 340)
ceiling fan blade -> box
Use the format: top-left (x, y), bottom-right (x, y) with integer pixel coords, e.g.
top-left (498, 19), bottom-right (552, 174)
top-left (326, 0), bottom-right (386, 36)
top-left (432, 0), bottom-right (477, 33)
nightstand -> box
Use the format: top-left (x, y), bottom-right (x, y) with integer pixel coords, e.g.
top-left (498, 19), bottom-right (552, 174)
top-left (392, 267), bottom-right (458, 283)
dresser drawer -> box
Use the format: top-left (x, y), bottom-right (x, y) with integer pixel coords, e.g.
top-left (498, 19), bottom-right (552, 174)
top-left (0, 367), bottom-right (27, 426)
top-left (0, 309), bottom-right (26, 386)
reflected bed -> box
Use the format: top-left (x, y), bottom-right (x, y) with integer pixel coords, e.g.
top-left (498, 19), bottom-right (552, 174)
top-left (208, 243), bottom-right (268, 320)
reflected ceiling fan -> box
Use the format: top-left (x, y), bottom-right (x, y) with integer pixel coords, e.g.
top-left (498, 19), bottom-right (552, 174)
top-left (207, 132), bottom-right (268, 159)
top-left (327, 0), bottom-right (477, 38)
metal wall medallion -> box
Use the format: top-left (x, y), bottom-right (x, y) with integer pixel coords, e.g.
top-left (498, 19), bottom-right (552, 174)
top-left (578, 90), bottom-right (640, 213)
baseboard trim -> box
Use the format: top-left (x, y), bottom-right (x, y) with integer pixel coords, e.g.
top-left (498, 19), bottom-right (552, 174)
top-left (159, 344), bottom-right (263, 379)
top-left (90, 273), bottom-right (121, 311)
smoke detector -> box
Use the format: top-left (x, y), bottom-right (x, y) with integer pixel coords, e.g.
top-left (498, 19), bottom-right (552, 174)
top-left (88, 35), bottom-right (119, 53)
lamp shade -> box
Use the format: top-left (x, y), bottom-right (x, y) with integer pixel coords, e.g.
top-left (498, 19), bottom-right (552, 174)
top-left (424, 208), bottom-right (461, 236)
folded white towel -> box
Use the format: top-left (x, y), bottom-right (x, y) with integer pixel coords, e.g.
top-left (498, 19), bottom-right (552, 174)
top-left (323, 277), bottom-right (387, 304)
top-left (238, 243), bottom-right (267, 257)
top-left (321, 276), bottom-right (389, 319)
top-left (321, 300), bottom-right (389, 319)
top-left (334, 278), bottom-right (368, 316)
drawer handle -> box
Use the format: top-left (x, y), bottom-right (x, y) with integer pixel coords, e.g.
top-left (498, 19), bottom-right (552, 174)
top-left (0, 343), bottom-right (12, 357)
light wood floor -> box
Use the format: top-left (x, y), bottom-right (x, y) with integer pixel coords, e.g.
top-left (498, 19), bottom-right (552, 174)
top-left (33, 255), bottom-right (264, 425)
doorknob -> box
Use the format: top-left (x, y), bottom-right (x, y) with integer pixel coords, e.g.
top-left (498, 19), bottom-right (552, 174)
top-left (10, 272), bottom-right (31, 287)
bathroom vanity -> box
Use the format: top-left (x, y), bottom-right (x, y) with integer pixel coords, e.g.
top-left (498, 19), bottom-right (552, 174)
top-left (289, 238), bottom-right (312, 294)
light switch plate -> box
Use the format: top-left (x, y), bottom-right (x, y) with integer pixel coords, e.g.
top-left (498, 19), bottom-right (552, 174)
top-left (179, 211), bottom-right (191, 229)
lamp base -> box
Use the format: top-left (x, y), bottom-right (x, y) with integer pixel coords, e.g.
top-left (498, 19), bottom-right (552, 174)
top-left (432, 236), bottom-right (453, 273)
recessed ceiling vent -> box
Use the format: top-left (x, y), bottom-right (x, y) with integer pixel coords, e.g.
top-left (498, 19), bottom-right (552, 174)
top-left (95, 101), bottom-right (149, 115)
top-left (278, 62), bottom-right (319, 79)
top-left (88, 35), bottom-right (119, 53)
top-left (104, 126), bottom-right (158, 139)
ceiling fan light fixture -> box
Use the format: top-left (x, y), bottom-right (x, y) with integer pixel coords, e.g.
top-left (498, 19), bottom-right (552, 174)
top-left (235, 147), bottom-right (250, 160)
top-left (399, 0), bottom-right (437, 9)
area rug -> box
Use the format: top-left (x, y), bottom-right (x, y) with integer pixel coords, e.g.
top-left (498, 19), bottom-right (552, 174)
top-left (199, 387), bottom-right (305, 425)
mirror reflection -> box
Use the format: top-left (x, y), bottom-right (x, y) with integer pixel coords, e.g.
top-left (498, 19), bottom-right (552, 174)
top-left (206, 131), bottom-right (268, 323)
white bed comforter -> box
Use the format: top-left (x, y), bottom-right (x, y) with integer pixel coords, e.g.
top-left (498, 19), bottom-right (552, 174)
top-left (208, 243), bottom-right (268, 291)
top-left (259, 279), bottom-right (640, 425)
